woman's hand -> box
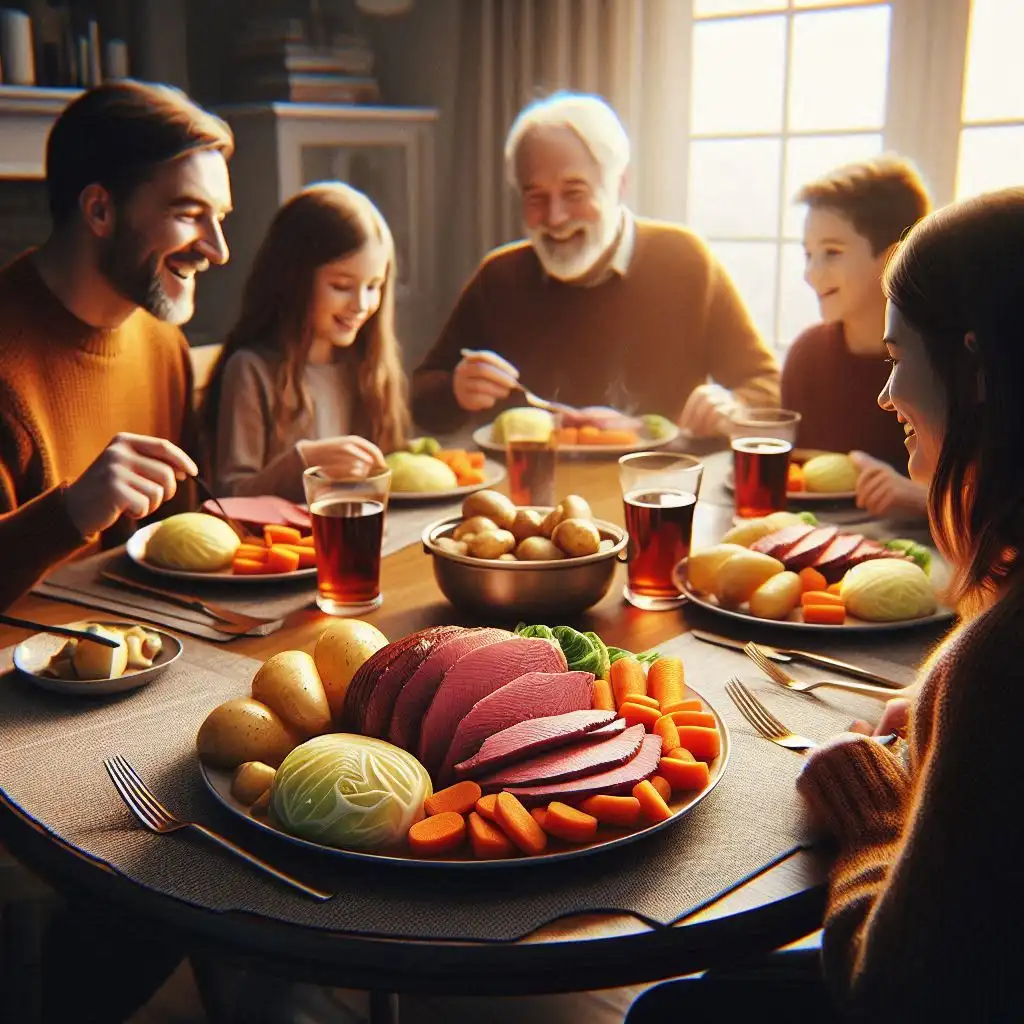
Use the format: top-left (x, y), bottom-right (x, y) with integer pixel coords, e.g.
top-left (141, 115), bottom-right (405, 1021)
top-left (848, 697), bottom-right (912, 740)
top-left (850, 450), bottom-right (928, 519)
top-left (297, 435), bottom-right (386, 478)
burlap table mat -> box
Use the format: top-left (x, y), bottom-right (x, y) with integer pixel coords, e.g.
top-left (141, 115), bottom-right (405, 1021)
top-left (31, 502), bottom-right (464, 642)
top-left (0, 626), bottom-right (941, 942)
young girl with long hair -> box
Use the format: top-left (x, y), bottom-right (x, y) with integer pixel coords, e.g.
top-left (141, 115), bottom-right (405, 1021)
top-left (202, 182), bottom-right (408, 501)
top-left (629, 188), bottom-right (1024, 1022)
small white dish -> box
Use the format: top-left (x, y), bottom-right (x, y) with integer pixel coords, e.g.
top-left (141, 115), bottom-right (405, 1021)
top-left (13, 620), bottom-right (183, 696)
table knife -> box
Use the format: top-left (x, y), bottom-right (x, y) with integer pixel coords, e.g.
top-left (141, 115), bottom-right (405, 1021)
top-left (690, 629), bottom-right (905, 689)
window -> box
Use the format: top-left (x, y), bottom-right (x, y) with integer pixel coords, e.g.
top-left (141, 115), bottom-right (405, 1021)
top-left (687, 1), bottom-right (892, 350)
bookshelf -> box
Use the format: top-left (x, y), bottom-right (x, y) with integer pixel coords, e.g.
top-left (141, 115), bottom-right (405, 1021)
top-left (0, 85), bottom-right (81, 178)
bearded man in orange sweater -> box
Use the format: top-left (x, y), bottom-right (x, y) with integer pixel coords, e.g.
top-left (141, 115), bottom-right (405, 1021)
top-left (412, 92), bottom-right (780, 437)
top-left (0, 80), bottom-right (234, 609)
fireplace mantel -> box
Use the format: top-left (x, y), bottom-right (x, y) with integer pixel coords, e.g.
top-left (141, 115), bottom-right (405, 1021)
top-left (0, 86), bottom-right (82, 179)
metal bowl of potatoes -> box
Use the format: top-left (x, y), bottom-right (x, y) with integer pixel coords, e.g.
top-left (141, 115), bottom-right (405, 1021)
top-left (421, 491), bottom-right (627, 618)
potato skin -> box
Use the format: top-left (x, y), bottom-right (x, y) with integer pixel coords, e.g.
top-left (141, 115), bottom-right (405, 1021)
top-left (686, 543), bottom-right (748, 594)
top-left (231, 761), bottom-right (277, 804)
top-left (467, 529), bottom-right (517, 559)
top-left (510, 509), bottom-right (544, 543)
top-left (552, 517), bottom-right (601, 557)
top-left (559, 495), bottom-right (592, 521)
top-left (454, 516), bottom-right (497, 541)
top-left (714, 551), bottom-right (785, 607)
top-left (196, 698), bottom-right (298, 769)
top-left (251, 650), bottom-right (332, 738)
top-left (516, 536), bottom-right (565, 561)
top-left (748, 571), bottom-right (802, 620)
top-left (461, 490), bottom-right (516, 529)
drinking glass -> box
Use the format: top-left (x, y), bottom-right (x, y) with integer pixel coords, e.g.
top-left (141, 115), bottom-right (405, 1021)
top-left (729, 409), bottom-right (802, 519)
top-left (618, 452), bottom-right (703, 611)
top-left (302, 464), bottom-right (391, 616)
top-left (504, 416), bottom-right (559, 506)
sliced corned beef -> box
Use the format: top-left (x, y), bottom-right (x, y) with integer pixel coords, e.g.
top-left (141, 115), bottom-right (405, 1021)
top-left (845, 539), bottom-right (910, 569)
top-left (339, 639), bottom-right (411, 732)
top-left (477, 723), bottom-right (645, 790)
top-left (417, 637), bottom-right (567, 776)
top-left (750, 524), bottom-right (815, 560)
top-left (812, 533), bottom-right (864, 582)
top-left (584, 719), bottom-right (628, 739)
top-left (452, 702), bottom-right (609, 781)
top-left (503, 734), bottom-right (663, 807)
top-left (782, 526), bottom-right (839, 571)
top-left (387, 627), bottom-right (512, 752)
top-left (360, 625), bottom-right (464, 738)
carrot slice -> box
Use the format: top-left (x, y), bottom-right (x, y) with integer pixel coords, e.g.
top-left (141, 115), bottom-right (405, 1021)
top-left (610, 656), bottom-right (646, 708)
top-left (408, 812), bottom-right (466, 856)
top-left (658, 757), bottom-right (711, 792)
top-left (801, 590), bottom-right (844, 608)
top-left (265, 545), bottom-right (301, 574)
top-left (653, 715), bottom-right (681, 754)
top-left (424, 780), bottom-right (482, 817)
top-left (297, 534), bottom-right (316, 548)
top-left (580, 794), bottom-right (642, 827)
top-left (647, 657), bottom-right (685, 708)
top-left (827, 581), bottom-right (843, 595)
top-left (621, 693), bottom-right (660, 710)
top-left (665, 747), bottom-right (696, 763)
top-left (675, 726), bottom-right (721, 763)
top-left (264, 524), bottom-right (302, 547)
top-left (633, 779), bottom-right (672, 823)
top-left (666, 710), bottom-right (717, 730)
top-left (474, 793), bottom-right (499, 821)
top-left (236, 543), bottom-right (268, 561)
top-left (660, 699), bottom-right (703, 715)
top-left (278, 544), bottom-right (317, 569)
top-left (495, 792), bottom-right (547, 855)
top-left (619, 702), bottom-right (661, 730)
top-left (798, 567), bottom-right (827, 593)
top-left (554, 427), bottom-right (579, 446)
top-left (803, 603), bottom-right (846, 625)
top-left (592, 678), bottom-right (616, 712)
top-left (530, 806), bottom-right (548, 831)
top-left (649, 775), bottom-right (672, 803)
top-left (467, 452), bottom-right (485, 469)
top-left (468, 811), bottom-right (515, 859)
top-left (591, 429), bottom-right (639, 446)
top-left (232, 557), bottom-right (270, 575)
top-left (544, 802), bottom-right (598, 843)
top-left (787, 464), bottom-right (805, 492)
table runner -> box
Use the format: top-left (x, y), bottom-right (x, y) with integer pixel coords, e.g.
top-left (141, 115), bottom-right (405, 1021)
top-left (0, 626), bottom-right (944, 943)
top-left (30, 500), bottom-right (464, 642)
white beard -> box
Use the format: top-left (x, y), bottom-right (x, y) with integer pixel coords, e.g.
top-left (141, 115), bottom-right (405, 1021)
top-left (528, 203), bottom-right (622, 282)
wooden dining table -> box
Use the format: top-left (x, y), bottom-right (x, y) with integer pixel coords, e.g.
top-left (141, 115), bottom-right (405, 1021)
top-left (0, 453), bottom-right (938, 1023)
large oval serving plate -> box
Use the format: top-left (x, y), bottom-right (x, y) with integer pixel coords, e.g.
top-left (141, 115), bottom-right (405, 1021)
top-left (473, 421), bottom-right (679, 457)
top-left (14, 620), bottom-right (183, 696)
top-left (127, 522), bottom-right (317, 584)
top-left (200, 687), bottom-right (729, 870)
top-left (390, 458), bottom-right (507, 504)
top-left (673, 559), bottom-right (954, 634)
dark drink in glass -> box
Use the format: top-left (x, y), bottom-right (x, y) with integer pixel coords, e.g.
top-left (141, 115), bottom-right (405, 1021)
top-left (310, 499), bottom-right (385, 613)
top-left (732, 437), bottom-right (792, 518)
top-left (623, 489), bottom-right (697, 599)
top-left (506, 439), bottom-right (557, 506)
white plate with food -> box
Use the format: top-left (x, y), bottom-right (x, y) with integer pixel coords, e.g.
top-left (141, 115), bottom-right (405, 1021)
top-left (14, 620), bottom-right (183, 696)
top-left (127, 521), bottom-right (317, 584)
top-left (473, 420), bottom-right (679, 456)
top-left (390, 458), bottom-right (508, 504)
top-left (722, 469), bottom-right (856, 503)
top-left (198, 689), bottom-right (729, 870)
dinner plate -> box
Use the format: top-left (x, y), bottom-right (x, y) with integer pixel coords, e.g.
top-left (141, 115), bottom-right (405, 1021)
top-left (390, 458), bottom-right (507, 503)
top-left (199, 686), bottom-right (729, 870)
top-left (127, 522), bottom-right (317, 584)
top-left (722, 469), bottom-right (856, 503)
top-left (473, 421), bottom-right (680, 457)
top-left (13, 620), bottom-right (183, 696)
top-left (672, 559), bottom-right (954, 634)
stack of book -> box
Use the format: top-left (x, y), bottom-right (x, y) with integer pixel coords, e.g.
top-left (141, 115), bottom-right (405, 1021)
top-left (232, 18), bottom-right (380, 105)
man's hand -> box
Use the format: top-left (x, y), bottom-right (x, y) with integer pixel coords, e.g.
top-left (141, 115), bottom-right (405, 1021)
top-left (850, 450), bottom-right (928, 519)
top-left (678, 383), bottom-right (740, 438)
top-left (64, 433), bottom-right (198, 538)
top-left (453, 349), bottom-right (519, 412)
top-left (298, 436), bottom-right (386, 478)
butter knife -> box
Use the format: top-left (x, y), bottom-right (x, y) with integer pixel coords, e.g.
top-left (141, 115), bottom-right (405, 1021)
top-left (690, 629), bottom-right (904, 689)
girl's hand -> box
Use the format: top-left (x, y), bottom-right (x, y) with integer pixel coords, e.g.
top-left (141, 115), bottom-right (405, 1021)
top-left (849, 450), bottom-right (928, 519)
top-left (297, 436), bottom-right (387, 478)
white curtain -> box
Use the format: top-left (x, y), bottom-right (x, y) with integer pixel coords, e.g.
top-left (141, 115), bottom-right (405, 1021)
top-left (440, 0), bottom-right (692, 304)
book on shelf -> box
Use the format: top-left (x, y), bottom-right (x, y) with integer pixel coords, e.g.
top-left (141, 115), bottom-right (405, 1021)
top-left (240, 73), bottom-right (381, 105)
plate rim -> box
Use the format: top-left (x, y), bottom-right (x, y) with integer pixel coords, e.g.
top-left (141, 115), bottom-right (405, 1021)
top-left (672, 558), bottom-right (954, 634)
top-left (127, 522), bottom-right (317, 584)
top-left (472, 422), bottom-right (680, 456)
top-left (13, 620), bottom-right (183, 695)
top-left (389, 457), bottom-right (507, 503)
top-left (199, 684), bottom-right (730, 870)
top-left (721, 469), bottom-right (856, 502)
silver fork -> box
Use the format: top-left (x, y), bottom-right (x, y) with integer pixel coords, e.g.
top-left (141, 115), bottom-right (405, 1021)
top-left (744, 641), bottom-right (905, 701)
top-left (725, 677), bottom-right (820, 751)
top-left (104, 755), bottom-right (332, 901)
top-left (459, 347), bottom-right (575, 416)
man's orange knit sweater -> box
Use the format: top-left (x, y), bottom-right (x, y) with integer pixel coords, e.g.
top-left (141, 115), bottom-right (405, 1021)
top-left (799, 583), bottom-right (1024, 1020)
top-left (0, 252), bottom-right (194, 609)
top-left (412, 218), bottom-right (780, 433)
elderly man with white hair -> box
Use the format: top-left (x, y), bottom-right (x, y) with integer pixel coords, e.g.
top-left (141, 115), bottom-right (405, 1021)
top-left (412, 91), bottom-right (780, 436)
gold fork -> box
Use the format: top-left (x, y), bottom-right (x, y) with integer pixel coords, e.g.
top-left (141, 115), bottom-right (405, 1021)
top-left (725, 677), bottom-right (820, 752)
top-left (743, 641), bottom-right (905, 701)
top-left (104, 755), bottom-right (332, 901)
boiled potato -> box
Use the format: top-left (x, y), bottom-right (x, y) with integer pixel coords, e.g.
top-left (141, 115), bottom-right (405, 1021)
top-left (598, 538), bottom-right (615, 554)
top-left (539, 506), bottom-right (562, 538)
top-left (748, 571), bottom-right (802, 621)
top-left (72, 626), bottom-right (129, 680)
top-left (461, 490), bottom-right (516, 530)
top-left (231, 761), bottom-right (277, 805)
top-left (251, 650), bottom-right (332, 738)
top-left (686, 543), bottom-right (748, 594)
top-left (516, 536), bottom-right (565, 560)
top-left (196, 698), bottom-right (298, 769)
top-left (559, 495), bottom-right (593, 522)
top-left (467, 529), bottom-right (516, 559)
top-left (763, 511), bottom-right (807, 531)
top-left (435, 536), bottom-right (469, 556)
top-left (510, 509), bottom-right (544, 543)
top-left (453, 515), bottom-right (498, 541)
top-left (721, 518), bottom-right (775, 548)
top-left (251, 788), bottom-right (272, 816)
top-left (498, 553), bottom-right (518, 562)
top-left (313, 620), bottom-right (389, 723)
top-left (552, 517), bottom-right (601, 557)
top-left (714, 551), bottom-right (786, 608)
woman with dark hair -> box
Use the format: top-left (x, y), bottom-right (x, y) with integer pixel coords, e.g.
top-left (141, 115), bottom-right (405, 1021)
top-left (629, 189), bottom-right (1024, 1022)
top-left (202, 182), bottom-right (409, 500)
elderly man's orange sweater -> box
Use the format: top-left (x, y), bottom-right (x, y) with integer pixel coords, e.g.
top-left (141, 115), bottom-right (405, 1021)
top-left (412, 218), bottom-right (780, 432)
top-left (0, 253), bottom-right (194, 609)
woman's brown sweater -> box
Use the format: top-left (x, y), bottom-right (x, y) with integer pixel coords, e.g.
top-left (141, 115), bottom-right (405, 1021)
top-left (799, 584), bottom-right (1024, 1020)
